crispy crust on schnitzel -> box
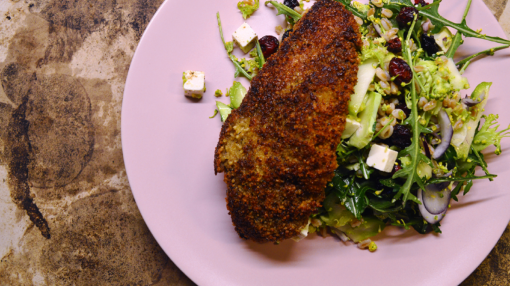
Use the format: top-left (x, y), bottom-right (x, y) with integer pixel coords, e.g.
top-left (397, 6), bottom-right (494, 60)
top-left (214, 0), bottom-right (362, 242)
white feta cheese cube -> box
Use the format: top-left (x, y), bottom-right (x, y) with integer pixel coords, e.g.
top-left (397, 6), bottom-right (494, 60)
top-left (366, 144), bottom-right (398, 172)
top-left (183, 70), bottom-right (205, 99)
top-left (342, 118), bottom-right (361, 139)
top-left (233, 22), bottom-right (258, 53)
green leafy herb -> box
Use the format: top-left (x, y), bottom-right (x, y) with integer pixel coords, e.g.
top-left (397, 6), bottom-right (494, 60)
top-left (427, 173), bottom-right (497, 184)
top-left (216, 12), bottom-right (253, 80)
top-left (450, 182), bottom-right (463, 201)
top-left (369, 198), bottom-right (403, 213)
top-left (471, 146), bottom-right (492, 181)
top-left (264, 1), bottom-right (302, 23)
top-left (231, 56), bottom-right (254, 80)
top-left (421, 0), bottom-right (510, 45)
top-left (357, 151), bottom-right (374, 180)
top-left (237, 0), bottom-right (260, 19)
top-left (391, 17), bottom-right (426, 205)
top-left (335, 0), bottom-right (367, 20)
top-left (456, 45), bottom-right (510, 67)
top-left (255, 41), bottom-right (266, 68)
top-left (344, 182), bottom-right (372, 220)
top-left (444, 0), bottom-right (471, 58)
top-left (472, 114), bottom-right (510, 155)
top-left (379, 178), bottom-right (402, 188)
top-left (457, 45), bottom-right (509, 73)
top-left (328, 171), bottom-right (375, 219)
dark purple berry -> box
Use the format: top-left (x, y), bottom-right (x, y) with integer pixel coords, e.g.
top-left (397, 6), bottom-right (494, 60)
top-left (386, 37), bottom-right (402, 54)
top-left (396, 102), bottom-right (411, 117)
top-left (283, 0), bottom-right (299, 9)
top-left (390, 125), bottom-right (412, 148)
top-left (282, 29), bottom-right (293, 42)
top-left (259, 36), bottom-right (279, 59)
top-left (421, 33), bottom-right (440, 56)
top-left (396, 7), bottom-right (419, 28)
top-left (389, 58), bottom-right (413, 86)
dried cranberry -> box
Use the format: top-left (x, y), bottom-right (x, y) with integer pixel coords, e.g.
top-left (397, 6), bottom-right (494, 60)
top-left (421, 33), bottom-right (440, 56)
top-left (283, 0), bottom-right (299, 9)
top-left (396, 102), bottom-right (411, 117)
top-left (396, 7), bottom-right (419, 28)
top-left (389, 58), bottom-right (412, 86)
top-left (282, 29), bottom-right (293, 42)
top-left (390, 125), bottom-right (412, 148)
top-left (259, 36), bottom-right (279, 59)
top-left (414, 0), bottom-right (428, 7)
top-left (386, 37), bottom-right (402, 54)
top-left (392, 164), bottom-right (402, 174)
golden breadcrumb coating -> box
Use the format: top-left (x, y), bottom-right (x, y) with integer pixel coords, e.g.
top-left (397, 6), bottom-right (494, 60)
top-left (214, 0), bottom-right (362, 243)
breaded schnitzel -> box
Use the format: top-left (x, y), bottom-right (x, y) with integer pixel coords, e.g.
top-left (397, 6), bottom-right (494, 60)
top-left (214, 0), bottom-right (362, 243)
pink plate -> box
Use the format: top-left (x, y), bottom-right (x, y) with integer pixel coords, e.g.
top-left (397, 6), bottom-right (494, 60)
top-left (121, 0), bottom-right (510, 285)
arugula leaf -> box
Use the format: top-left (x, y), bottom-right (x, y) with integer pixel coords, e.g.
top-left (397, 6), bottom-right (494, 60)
top-left (463, 174), bottom-right (474, 195)
top-left (445, 32), bottom-right (462, 59)
top-left (444, 0), bottom-right (470, 58)
top-left (457, 45), bottom-right (510, 73)
top-left (369, 197), bottom-right (403, 213)
top-left (471, 146), bottom-right (492, 181)
top-left (357, 150), bottom-right (374, 180)
top-left (344, 179), bottom-right (372, 219)
top-left (237, 0), bottom-right (260, 19)
top-left (230, 55), bottom-right (254, 80)
top-left (255, 41), bottom-right (265, 68)
top-left (217, 13), bottom-right (232, 52)
top-left (216, 12), bottom-right (254, 80)
top-left (427, 173), bottom-right (497, 184)
top-left (335, 0), bottom-right (367, 20)
top-left (264, 1), bottom-right (302, 23)
top-left (379, 178), bottom-right (402, 188)
top-left (431, 222), bottom-right (442, 233)
top-left (450, 182), bottom-right (462, 201)
top-left (421, 0), bottom-right (510, 45)
top-left (392, 18), bottom-right (425, 205)
top-left (329, 171), bottom-right (374, 219)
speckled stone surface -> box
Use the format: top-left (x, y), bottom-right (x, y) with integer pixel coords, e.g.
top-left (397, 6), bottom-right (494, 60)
top-left (0, 0), bottom-right (508, 285)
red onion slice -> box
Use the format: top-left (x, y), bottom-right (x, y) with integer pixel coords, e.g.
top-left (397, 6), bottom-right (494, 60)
top-left (422, 183), bottom-right (451, 214)
top-left (432, 110), bottom-right (453, 159)
top-left (462, 93), bottom-right (485, 107)
top-left (422, 137), bottom-right (432, 159)
top-left (418, 189), bottom-right (446, 224)
top-left (462, 98), bottom-right (480, 107)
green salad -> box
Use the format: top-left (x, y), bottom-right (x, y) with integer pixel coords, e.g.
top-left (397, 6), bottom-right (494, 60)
top-left (213, 0), bottom-right (510, 250)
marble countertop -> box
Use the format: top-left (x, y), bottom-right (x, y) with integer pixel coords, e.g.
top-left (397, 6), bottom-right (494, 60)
top-left (0, 0), bottom-right (509, 285)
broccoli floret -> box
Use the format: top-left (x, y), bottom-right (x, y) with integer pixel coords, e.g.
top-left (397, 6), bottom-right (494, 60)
top-left (352, 1), bottom-right (370, 13)
top-left (360, 38), bottom-right (388, 67)
top-left (369, 241), bottom-right (378, 252)
top-left (237, 0), bottom-right (260, 19)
